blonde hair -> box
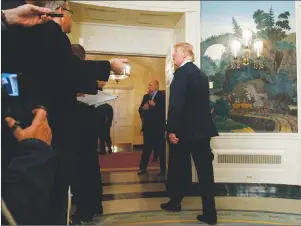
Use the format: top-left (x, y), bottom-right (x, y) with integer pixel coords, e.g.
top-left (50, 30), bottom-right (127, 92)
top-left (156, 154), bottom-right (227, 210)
top-left (174, 42), bottom-right (195, 62)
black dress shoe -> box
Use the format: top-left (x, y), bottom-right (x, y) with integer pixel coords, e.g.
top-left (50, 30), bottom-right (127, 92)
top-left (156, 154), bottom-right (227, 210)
top-left (71, 215), bottom-right (93, 225)
top-left (137, 170), bottom-right (147, 175)
top-left (196, 215), bottom-right (217, 225)
top-left (93, 206), bottom-right (103, 217)
top-left (94, 212), bottom-right (103, 218)
top-left (160, 202), bottom-right (181, 212)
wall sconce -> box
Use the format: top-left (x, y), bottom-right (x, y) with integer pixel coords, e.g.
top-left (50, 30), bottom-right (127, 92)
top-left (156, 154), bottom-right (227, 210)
top-left (230, 39), bottom-right (241, 70)
top-left (109, 64), bottom-right (131, 84)
top-left (230, 29), bottom-right (264, 70)
top-left (253, 39), bottom-right (264, 70)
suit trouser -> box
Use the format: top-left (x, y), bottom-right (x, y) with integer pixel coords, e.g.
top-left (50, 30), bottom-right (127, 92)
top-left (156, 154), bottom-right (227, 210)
top-left (99, 125), bottom-right (112, 152)
top-left (48, 116), bottom-right (80, 224)
top-left (166, 138), bottom-right (216, 217)
top-left (75, 112), bottom-right (103, 217)
top-left (140, 128), bottom-right (166, 172)
top-left (153, 148), bottom-right (159, 159)
top-left (141, 125), bottom-right (158, 160)
top-left (48, 148), bottom-right (75, 224)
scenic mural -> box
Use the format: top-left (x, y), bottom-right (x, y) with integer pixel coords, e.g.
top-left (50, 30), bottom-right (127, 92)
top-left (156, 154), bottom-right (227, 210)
top-left (200, 1), bottom-right (297, 133)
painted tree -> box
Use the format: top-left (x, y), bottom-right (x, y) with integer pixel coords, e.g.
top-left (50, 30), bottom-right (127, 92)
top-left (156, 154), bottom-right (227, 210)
top-left (232, 17), bottom-right (242, 38)
top-left (202, 55), bottom-right (217, 76)
top-left (215, 98), bottom-right (230, 118)
top-left (253, 6), bottom-right (291, 45)
top-left (277, 11), bottom-right (291, 30)
top-left (264, 70), bottom-right (293, 97)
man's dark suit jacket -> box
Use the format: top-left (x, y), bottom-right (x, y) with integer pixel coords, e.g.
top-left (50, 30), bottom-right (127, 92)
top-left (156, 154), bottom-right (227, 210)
top-left (97, 103), bottom-right (114, 128)
top-left (167, 62), bottom-right (218, 140)
top-left (105, 104), bottom-right (114, 127)
top-left (139, 91), bottom-right (166, 131)
top-left (2, 20), bottom-right (111, 149)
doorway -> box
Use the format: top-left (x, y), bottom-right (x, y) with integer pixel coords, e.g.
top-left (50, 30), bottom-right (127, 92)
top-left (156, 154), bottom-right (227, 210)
top-left (87, 53), bottom-right (165, 172)
top-left (102, 88), bottom-right (134, 152)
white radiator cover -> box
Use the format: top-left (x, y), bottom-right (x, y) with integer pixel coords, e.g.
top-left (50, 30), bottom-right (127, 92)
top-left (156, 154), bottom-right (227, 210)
top-left (211, 147), bottom-right (299, 185)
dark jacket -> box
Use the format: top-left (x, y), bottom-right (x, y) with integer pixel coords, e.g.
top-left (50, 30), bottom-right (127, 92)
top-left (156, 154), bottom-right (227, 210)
top-left (103, 103), bottom-right (114, 127)
top-left (2, 21), bottom-right (111, 149)
top-left (167, 62), bottom-right (218, 140)
top-left (95, 103), bottom-right (113, 128)
top-left (2, 139), bottom-right (56, 225)
top-left (139, 91), bottom-right (165, 131)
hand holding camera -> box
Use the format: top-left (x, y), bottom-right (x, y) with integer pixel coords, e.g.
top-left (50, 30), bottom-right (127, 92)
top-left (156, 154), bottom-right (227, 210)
top-left (5, 108), bottom-right (52, 145)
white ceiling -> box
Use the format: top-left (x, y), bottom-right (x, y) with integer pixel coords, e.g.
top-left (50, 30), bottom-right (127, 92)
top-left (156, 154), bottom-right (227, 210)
top-left (70, 2), bottom-right (183, 28)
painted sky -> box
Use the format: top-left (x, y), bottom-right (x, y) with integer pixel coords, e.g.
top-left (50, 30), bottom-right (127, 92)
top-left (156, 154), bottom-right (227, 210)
top-left (200, 1), bottom-right (296, 40)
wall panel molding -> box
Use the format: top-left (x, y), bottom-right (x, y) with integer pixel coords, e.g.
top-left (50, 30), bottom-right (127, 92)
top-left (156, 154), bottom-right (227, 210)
top-left (76, 22), bottom-right (173, 56)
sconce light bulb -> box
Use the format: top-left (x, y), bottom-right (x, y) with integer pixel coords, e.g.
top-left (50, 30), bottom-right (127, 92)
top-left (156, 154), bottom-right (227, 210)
top-left (242, 29), bottom-right (252, 47)
top-left (254, 39), bottom-right (263, 58)
top-left (231, 39), bottom-right (241, 58)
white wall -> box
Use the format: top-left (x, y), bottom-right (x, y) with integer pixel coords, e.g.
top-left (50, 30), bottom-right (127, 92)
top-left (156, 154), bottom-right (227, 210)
top-left (184, 10), bottom-right (201, 68)
top-left (75, 23), bottom-right (173, 56)
top-left (173, 15), bottom-right (185, 44)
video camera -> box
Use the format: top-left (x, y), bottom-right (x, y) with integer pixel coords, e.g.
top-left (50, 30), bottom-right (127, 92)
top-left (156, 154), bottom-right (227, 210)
top-left (1, 72), bottom-right (38, 129)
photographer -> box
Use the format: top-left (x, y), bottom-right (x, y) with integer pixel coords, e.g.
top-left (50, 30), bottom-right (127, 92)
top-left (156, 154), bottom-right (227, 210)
top-left (2, 1), bottom-right (129, 224)
top-left (1, 3), bottom-right (56, 224)
top-left (2, 108), bottom-right (55, 225)
top-left (2, 1), bottom-right (129, 223)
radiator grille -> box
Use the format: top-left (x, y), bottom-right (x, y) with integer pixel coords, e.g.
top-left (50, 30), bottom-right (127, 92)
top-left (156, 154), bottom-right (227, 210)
top-left (217, 154), bottom-right (282, 165)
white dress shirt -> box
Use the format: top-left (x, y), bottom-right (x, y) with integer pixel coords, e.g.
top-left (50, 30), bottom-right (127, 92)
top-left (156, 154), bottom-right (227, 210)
top-left (180, 60), bottom-right (192, 67)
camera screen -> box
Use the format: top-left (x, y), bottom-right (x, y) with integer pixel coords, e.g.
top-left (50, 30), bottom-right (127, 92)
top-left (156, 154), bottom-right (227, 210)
top-left (1, 73), bottom-right (19, 96)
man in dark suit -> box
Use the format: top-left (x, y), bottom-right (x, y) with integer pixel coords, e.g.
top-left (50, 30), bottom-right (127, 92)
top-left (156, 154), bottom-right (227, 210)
top-left (97, 103), bottom-right (114, 154)
top-left (138, 80), bottom-right (166, 176)
top-left (71, 44), bottom-right (104, 224)
top-left (161, 42), bottom-right (219, 225)
top-left (1, 4), bottom-right (56, 224)
top-left (139, 87), bottom-right (158, 161)
top-left (2, 1), bottom-right (129, 224)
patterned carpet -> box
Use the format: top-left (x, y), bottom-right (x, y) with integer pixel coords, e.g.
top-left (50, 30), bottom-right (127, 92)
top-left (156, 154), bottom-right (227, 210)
top-left (90, 210), bottom-right (301, 225)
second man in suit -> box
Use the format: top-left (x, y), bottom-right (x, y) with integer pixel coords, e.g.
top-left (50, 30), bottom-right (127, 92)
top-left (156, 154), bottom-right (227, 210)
top-left (138, 80), bottom-right (166, 176)
top-left (97, 103), bottom-right (114, 154)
